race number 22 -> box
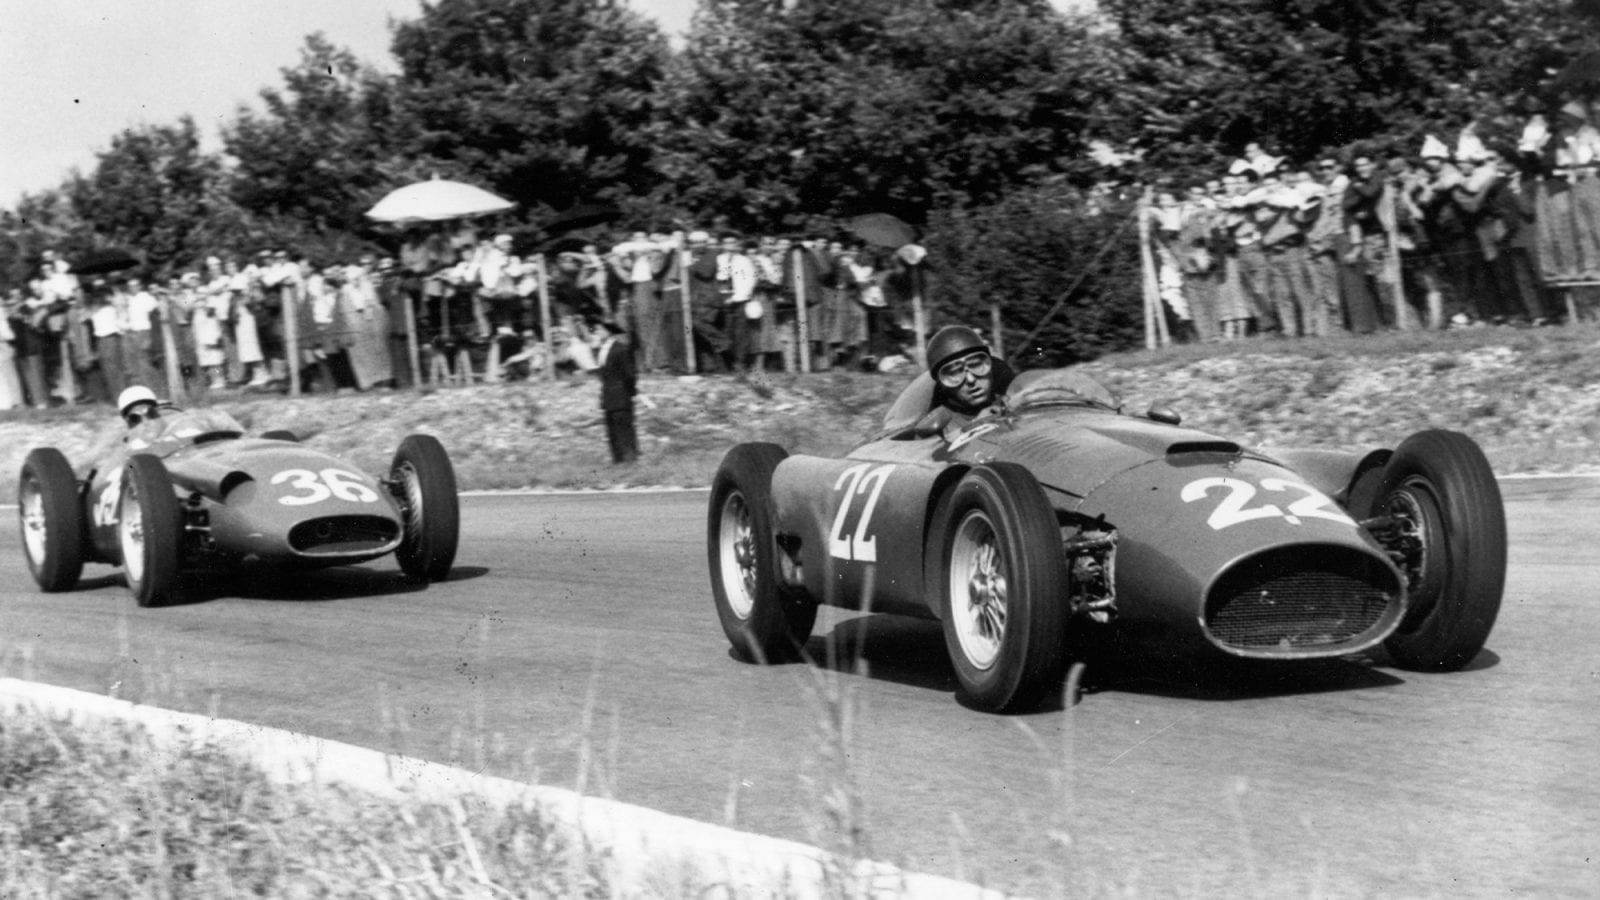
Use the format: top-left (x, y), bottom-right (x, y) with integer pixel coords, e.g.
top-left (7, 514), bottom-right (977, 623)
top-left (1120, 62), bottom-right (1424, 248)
top-left (1181, 476), bottom-right (1355, 530)
top-left (828, 464), bottom-right (896, 561)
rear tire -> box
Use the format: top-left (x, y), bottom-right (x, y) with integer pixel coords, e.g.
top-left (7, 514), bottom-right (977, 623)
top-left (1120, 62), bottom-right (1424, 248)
top-left (937, 463), bottom-right (1069, 712)
top-left (708, 443), bottom-right (817, 663)
top-left (1368, 430), bottom-right (1506, 671)
top-left (120, 454), bottom-right (184, 608)
top-left (18, 448), bottom-right (86, 592)
top-left (260, 429), bottom-right (299, 442)
top-left (391, 434), bottom-right (460, 581)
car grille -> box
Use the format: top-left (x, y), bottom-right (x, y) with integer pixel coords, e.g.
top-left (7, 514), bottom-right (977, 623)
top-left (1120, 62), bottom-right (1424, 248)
top-left (288, 516), bottom-right (400, 555)
top-left (1204, 546), bottom-right (1401, 655)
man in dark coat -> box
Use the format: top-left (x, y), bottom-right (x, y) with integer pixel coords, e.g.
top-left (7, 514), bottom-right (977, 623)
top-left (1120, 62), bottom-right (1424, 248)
top-left (596, 320), bottom-right (638, 464)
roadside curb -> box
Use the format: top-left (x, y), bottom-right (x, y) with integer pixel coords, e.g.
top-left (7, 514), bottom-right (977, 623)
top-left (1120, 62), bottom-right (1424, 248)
top-left (0, 678), bottom-right (1010, 899)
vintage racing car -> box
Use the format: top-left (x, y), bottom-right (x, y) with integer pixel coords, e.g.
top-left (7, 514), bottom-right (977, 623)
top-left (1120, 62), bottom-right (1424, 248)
top-left (707, 367), bottom-right (1506, 712)
top-left (18, 403), bottom-right (460, 606)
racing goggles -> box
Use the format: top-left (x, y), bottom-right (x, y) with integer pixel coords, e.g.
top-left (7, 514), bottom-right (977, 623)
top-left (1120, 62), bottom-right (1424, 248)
top-left (123, 406), bottom-right (160, 427)
top-left (936, 353), bottom-right (993, 388)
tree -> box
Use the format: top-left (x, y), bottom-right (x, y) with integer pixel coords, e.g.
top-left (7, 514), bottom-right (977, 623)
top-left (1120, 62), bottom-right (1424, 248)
top-left (223, 34), bottom-right (405, 251)
top-left (650, 0), bottom-right (1123, 228)
top-left (1098, 0), bottom-right (1587, 175)
top-left (387, 0), bottom-right (671, 217)
top-left (65, 117), bottom-right (222, 273)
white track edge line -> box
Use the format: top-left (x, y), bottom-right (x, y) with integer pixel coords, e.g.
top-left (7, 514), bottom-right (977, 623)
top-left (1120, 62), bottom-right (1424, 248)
top-left (0, 678), bottom-right (1011, 900)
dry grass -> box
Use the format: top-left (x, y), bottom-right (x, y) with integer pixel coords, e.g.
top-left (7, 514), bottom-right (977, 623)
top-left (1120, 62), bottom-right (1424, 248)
top-left (6, 325), bottom-right (1600, 502)
top-left (0, 708), bottom-right (609, 899)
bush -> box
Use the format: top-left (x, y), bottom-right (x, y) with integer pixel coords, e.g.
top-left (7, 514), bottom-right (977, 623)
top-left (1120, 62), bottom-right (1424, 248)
top-left (923, 182), bottom-right (1146, 365)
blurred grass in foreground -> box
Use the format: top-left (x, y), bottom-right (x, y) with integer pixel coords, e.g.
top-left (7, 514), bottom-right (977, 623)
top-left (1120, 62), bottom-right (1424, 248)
top-left (0, 707), bottom-right (614, 899)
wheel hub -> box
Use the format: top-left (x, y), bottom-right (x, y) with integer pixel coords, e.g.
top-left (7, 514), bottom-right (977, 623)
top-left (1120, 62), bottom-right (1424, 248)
top-left (951, 511), bottom-right (1006, 670)
top-left (718, 492), bottom-right (758, 618)
top-left (966, 543), bottom-right (1008, 643)
top-left (20, 481), bottom-right (47, 564)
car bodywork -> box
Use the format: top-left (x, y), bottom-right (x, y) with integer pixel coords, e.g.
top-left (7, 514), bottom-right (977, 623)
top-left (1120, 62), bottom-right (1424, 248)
top-left (80, 409), bottom-right (405, 569)
top-left (709, 368), bottom-right (1506, 711)
top-left (20, 405), bottom-right (459, 605)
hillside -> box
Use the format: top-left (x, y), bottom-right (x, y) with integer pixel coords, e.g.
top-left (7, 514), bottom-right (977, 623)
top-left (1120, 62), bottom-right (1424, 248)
top-left (4, 324), bottom-right (1599, 500)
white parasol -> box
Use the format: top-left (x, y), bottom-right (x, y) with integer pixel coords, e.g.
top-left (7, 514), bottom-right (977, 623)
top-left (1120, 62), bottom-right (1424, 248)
top-left (365, 175), bottom-right (514, 223)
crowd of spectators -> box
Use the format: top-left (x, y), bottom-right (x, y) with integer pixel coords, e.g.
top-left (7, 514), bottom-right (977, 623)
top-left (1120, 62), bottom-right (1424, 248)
top-left (0, 229), bottom-right (926, 411)
top-left (1145, 101), bottom-right (1600, 341)
top-left (8, 101), bottom-right (1600, 411)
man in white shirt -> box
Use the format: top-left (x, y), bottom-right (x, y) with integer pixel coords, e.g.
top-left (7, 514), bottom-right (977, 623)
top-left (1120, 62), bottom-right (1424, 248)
top-left (124, 277), bottom-right (161, 389)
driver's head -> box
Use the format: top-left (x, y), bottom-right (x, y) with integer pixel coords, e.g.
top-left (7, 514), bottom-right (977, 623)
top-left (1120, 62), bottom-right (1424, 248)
top-left (927, 325), bottom-right (994, 415)
top-left (117, 385), bottom-right (161, 428)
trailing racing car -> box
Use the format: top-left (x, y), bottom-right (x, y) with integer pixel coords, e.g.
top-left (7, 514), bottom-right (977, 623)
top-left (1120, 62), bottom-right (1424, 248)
top-left (707, 367), bottom-right (1506, 712)
top-left (19, 401), bottom-right (460, 607)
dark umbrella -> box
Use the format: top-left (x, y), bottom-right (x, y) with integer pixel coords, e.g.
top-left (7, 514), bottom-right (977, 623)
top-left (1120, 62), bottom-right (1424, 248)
top-left (1551, 49), bottom-right (1600, 93)
top-left (846, 213), bottom-right (918, 249)
top-left (543, 204), bottom-right (623, 234)
top-left (69, 247), bottom-right (140, 276)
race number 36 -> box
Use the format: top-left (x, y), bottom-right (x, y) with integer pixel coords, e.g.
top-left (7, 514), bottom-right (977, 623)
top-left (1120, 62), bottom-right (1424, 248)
top-left (1181, 476), bottom-right (1355, 530)
top-left (272, 468), bottom-right (379, 506)
top-left (828, 463), bottom-right (896, 561)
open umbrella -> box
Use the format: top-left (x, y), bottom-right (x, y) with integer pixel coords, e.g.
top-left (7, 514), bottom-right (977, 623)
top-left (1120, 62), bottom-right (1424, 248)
top-left (542, 203), bottom-right (623, 233)
top-left (846, 213), bottom-right (918, 249)
top-left (366, 176), bottom-right (515, 223)
top-left (69, 247), bottom-right (140, 276)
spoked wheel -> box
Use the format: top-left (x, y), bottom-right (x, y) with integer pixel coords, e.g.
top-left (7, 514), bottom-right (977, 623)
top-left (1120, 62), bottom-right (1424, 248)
top-left (708, 443), bottom-right (817, 663)
top-left (119, 454), bottom-right (184, 608)
top-left (391, 434), bottom-right (460, 582)
top-left (1367, 430), bottom-right (1506, 671)
top-left (938, 463), bottom-right (1069, 713)
top-left (18, 447), bottom-right (86, 592)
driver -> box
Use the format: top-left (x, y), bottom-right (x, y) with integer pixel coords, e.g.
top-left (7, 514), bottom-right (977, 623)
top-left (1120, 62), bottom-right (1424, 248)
top-left (118, 385), bottom-right (164, 433)
top-left (913, 325), bottom-right (1008, 438)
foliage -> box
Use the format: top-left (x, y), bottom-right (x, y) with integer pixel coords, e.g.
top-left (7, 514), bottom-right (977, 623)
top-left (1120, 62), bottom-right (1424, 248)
top-left (924, 182), bottom-right (1145, 362)
top-left (7, 0), bottom-right (1600, 371)
top-left (222, 34), bottom-right (404, 262)
top-left (62, 117), bottom-right (227, 276)
top-left (387, 0), bottom-right (671, 222)
top-left (1098, 0), bottom-right (1590, 179)
top-left (648, 0), bottom-right (1120, 229)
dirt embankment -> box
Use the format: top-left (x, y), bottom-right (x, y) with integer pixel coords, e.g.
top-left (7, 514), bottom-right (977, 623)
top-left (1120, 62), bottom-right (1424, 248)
top-left (5, 329), bottom-right (1599, 497)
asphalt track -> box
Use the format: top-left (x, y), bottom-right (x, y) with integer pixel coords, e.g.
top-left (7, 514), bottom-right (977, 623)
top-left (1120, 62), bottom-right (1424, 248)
top-left (2, 480), bottom-right (1597, 897)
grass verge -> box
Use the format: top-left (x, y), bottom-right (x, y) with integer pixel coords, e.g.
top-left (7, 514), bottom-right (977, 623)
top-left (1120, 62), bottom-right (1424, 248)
top-left (5, 324), bottom-right (1600, 499)
top-left (0, 706), bottom-right (610, 899)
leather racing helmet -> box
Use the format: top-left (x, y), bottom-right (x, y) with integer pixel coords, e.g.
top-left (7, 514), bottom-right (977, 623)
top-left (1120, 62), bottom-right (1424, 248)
top-left (926, 325), bottom-right (988, 375)
top-left (117, 385), bottom-right (159, 416)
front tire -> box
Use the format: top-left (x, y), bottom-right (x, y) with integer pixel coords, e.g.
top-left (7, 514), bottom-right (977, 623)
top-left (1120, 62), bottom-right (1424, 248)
top-left (391, 434), bottom-right (460, 581)
top-left (937, 463), bottom-right (1069, 712)
top-left (120, 454), bottom-right (184, 608)
top-left (1368, 430), bottom-right (1506, 671)
top-left (708, 443), bottom-right (817, 663)
top-left (18, 448), bottom-right (86, 592)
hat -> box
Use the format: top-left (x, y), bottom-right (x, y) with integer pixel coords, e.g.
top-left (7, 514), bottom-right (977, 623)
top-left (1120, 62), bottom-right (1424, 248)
top-left (1250, 154), bottom-right (1286, 176)
top-left (926, 325), bottom-right (988, 375)
top-left (1455, 130), bottom-right (1490, 164)
top-left (1227, 158), bottom-right (1254, 176)
top-left (599, 319), bottom-right (627, 335)
top-left (117, 385), bottom-right (159, 416)
top-left (1560, 100), bottom-right (1590, 122)
top-left (493, 233), bottom-right (513, 246)
top-left (1420, 134), bottom-right (1451, 159)
top-left (687, 230), bottom-right (710, 243)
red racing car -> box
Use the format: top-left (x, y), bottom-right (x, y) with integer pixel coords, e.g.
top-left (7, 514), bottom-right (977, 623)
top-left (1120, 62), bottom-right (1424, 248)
top-left (707, 367), bottom-right (1505, 712)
